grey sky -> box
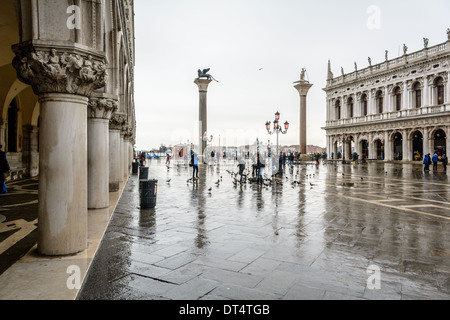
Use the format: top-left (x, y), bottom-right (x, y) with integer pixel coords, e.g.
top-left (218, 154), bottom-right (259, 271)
top-left (134, 0), bottom-right (450, 151)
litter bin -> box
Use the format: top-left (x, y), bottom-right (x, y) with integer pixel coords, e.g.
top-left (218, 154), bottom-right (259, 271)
top-left (132, 162), bottom-right (139, 175)
top-left (140, 179), bottom-right (158, 209)
top-left (139, 166), bottom-right (149, 180)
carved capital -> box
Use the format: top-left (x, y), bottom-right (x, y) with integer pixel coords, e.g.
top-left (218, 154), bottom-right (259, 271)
top-left (12, 44), bottom-right (108, 97)
top-left (88, 97), bottom-right (118, 120)
top-left (124, 126), bottom-right (134, 141)
top-left (109, 113), bottom-right (127, 131)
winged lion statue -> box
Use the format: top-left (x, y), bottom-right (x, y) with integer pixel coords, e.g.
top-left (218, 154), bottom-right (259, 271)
top-left (197, 68), bottom-right (219, 82)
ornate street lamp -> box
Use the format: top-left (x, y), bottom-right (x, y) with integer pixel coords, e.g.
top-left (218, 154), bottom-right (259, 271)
top-left (266, 111), bottom-right (289, 174)
top-left (202, 132), bottom-right (214, 164)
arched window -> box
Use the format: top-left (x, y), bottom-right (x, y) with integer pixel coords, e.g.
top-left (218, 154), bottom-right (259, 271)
top-left (414, 82), bottom-right (422, 108)
top-left (348, 97), bottom-right (354, 118)
top-left (394, 87), bottom-right (402, 111)
top-left (336, 100), bottom-right (341, 120)
top-left (436, 77), bottom-right (445, 105)
top-left (376, 90), bottom-right (384, 114)
top-left (362, 93), bottom-right (368, 116)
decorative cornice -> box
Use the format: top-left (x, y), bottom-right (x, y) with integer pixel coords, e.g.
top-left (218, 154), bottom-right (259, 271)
top-left (12, 44), bottom-right (108, 97)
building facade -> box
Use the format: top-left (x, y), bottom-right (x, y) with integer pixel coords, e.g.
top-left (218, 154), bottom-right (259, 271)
top-left (0, 0), bottom-right (136, 256)
top-left (323, 32), bottom-right (450, 162)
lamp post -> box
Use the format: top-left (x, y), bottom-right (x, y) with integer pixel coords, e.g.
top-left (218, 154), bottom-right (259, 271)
top-left (266, 111), bottom-right (289, 174)
top-left (202, 131), bottom-right (213, 164)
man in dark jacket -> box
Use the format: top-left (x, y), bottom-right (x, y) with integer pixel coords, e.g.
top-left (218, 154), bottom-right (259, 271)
top-left (0, 145), bottom-right (11, 194)
top-left (441, 154), bottom-right (448, 173)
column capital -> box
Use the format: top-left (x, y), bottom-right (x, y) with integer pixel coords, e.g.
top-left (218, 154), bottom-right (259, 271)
top-left (109, 112), bottom-right (127, 131)
top-left (194, 78), bottom-right (212, 92)
top-left (12, 41), bottom-right (108, 97)
top-left (293, 82), bottom-right (314, 96)
top-left (88, 94), bottom-right (118, 120)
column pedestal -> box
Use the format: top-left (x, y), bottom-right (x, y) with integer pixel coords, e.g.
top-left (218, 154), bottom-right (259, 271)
top-left (38, 93), bottom-right (88, 256)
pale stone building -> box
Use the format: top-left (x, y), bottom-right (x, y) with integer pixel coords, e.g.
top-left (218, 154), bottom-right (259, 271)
top-left (0, 0), bottom-right (136, 256)
top-left (324, 32), bottom-right (450, 162)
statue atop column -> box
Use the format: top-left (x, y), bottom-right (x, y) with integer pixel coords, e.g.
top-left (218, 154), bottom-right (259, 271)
top-left (197, 68), bottom-right (219, 82)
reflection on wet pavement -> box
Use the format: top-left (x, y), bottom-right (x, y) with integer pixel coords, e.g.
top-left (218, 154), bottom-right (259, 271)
top-left (78, 160), bottom-right (450, 300)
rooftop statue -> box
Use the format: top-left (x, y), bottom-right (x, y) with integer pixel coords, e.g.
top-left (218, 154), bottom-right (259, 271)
top-left (197, 68), bottom-right (219, 82)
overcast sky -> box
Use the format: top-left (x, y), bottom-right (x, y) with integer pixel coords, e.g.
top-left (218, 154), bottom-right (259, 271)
top-left (134, 0), bottom-right (450, 151)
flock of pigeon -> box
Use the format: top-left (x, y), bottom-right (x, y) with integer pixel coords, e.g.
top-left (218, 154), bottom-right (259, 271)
top-left (183, 164), bottom-right (320, 193)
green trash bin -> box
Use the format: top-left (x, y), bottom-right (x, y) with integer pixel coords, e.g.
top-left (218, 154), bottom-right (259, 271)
top-left (132, 162), bottom-right (139, 175)
top-left (140, 179), bottom-right (158, 209)
top-left (139, 166), bottom-right (149, 180)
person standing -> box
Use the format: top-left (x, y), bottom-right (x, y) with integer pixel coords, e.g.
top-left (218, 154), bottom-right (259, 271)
top-left (192, 152), bottom-right (199, 180)
top-left (238, 157), bottom-right (246, 182)
top-left (0, 145), bottom-right (11, 194)
top-left (441, 154), bottom-right (448, 173)
top-left (432, 153), bottom-right (439, 171)
top-left (278, 152), bottom-right (283, 176)
top-left (289, 153), bottom-right (295, 169)
top-left (210, 150), bottom-right (215, 165)
top-left (424, 153), bottom-right (431, 172)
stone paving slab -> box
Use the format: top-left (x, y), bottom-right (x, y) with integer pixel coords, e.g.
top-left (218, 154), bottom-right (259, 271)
top-left (77, 160), bottom-right (450, 301)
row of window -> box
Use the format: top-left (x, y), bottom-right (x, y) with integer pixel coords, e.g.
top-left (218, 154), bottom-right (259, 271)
top-left (334, 77), bottom-right (446, 119)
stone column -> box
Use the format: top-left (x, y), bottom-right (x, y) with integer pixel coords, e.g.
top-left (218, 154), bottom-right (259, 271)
top-left (445, 73), bottom-right (450, 105)
top-left (294, 79), bottom-right (314, 155)
top-left (384, 131), bottom-right (392, 161)
top-left (446, 126), bottom-right (450, 155)
top-left (423, 77), bottom-right (430, 107)
top-left (402, 130), bottom-right (410, 161)
top-left (88, 95), bottom-right (118, 209)
top-left (12, 45), bottom-right (107, 256)
top-left (354, 134), bottom-right (361, 157)
top-left (123, 128), bottom-right (132, 178)
top-left (120, 131), bottom-right (126, 180)
top-left (194, 78), bottom-right (213, 161)
top-left (326, 135), bottom-right (331, 159)
top-left (109, 113), bottom-right (126, 192)
top-left (22, 125), bottom-right (39, 177)
top-left (423, 127), bottom-right (430, 156)
top-left (368, 132), bottom-right (374, 159)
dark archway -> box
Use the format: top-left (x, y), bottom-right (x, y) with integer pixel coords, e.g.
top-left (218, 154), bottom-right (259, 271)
top-left (375, 140), bottom-right (384, 160)
top-left (393, 133), bottom-right (403, 160)
top-left (412, 131), bottom-right (423, 161)
top-left (361, 140), bottom-right (369, 158)
top-left (434, 129), bottom-right (446, 157)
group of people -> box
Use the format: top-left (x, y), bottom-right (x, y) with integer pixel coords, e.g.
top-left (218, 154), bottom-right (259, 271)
top-left (0, 145), bottom-right (11, 194)
top-left (423, 152), bottom-right (448, 172)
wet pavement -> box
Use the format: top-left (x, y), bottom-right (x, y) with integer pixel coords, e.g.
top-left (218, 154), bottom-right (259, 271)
top-left (0, 178), bottom-right (38, 276)
top-left (77, 159), bottom-right (450, 300)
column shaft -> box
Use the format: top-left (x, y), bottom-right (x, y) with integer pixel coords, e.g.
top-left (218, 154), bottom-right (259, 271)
top-left (109, 129), bottom-right (121, 191)
top-left (88, 118), bottom-right (110, 209)
top-left (38, 93), bottom-right (88, 256)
